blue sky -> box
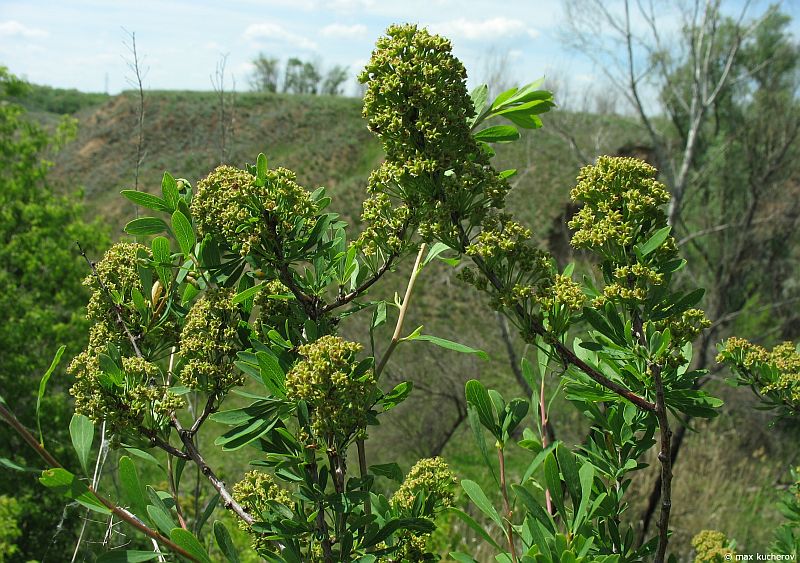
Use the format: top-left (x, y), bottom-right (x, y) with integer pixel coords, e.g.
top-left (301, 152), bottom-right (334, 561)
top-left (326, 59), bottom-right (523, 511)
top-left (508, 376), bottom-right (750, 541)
top-left (1, 0), bottom-right (798, 99)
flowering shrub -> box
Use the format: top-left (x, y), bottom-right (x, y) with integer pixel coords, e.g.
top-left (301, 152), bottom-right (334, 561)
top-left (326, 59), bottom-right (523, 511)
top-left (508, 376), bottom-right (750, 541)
top-left (0, 22), bottom-right (782, 563)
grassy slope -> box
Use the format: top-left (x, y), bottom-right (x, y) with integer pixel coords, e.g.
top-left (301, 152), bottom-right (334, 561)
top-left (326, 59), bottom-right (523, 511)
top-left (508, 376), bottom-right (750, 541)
top-left (45, 90), bottom-right (796, 560)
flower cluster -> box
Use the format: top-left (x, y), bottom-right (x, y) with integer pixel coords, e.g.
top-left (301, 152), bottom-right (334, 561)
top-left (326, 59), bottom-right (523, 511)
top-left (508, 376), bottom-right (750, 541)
top-left (284, 335), bottom-right (376, 443)
top-left (390, 457), bottom-right (457, 561)
top-left (254, 280), bottom-right (302, 339)
top-left (391, 457), bottom-right (457, 512)
top-left (191, 164), bottom-right (317, 256)
top-left (355, 191), bottom-right (410, 256)
top-left (70, 243), bottom-right (182, 434)
top-left (717, 337), bottom-right (800, 410)
top-left (360, 24), bottom-right (508, 245)
top-left (85, 242), bottom-right (149, 325)
top-left (70, 352), bottom-right (183, 433)
top-left (179, 288), bottom-right (244, 392)
top-left (233, 470), bottom-right (293, 552)
top-left (691, 530), bottom-right (735, 562)
top-left (569, 156), bottom-right (671, 253)
top-left (535, 274), bottom-right (587, 313)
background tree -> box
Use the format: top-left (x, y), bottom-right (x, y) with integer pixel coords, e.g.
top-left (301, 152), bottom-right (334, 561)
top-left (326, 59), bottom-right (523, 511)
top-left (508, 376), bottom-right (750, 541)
top-left (0, 67), bottom-right (108, 561)
top-left (561, 0), bottom-right (800, 541)
top-left (321, 64), bottom-right (348, 95)
top-left (249, 53), bottom-right (280, 93)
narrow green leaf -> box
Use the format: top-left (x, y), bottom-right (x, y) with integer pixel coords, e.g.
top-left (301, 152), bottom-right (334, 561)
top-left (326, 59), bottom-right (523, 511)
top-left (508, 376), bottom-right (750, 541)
top-left (169, 528), bottom-right (212, 563)
top-left (639, 226), bottom-right (672, 256)
top-left (423, 242), bottom-right (452, 266)
top-left (474, 125), bottom-right (520, 143)
top-left (97, 551), bottom-right (160, 562)
top-left (461, 480), bottom-right (503, 528)
top-left (232, 282), bottom-right (265, 305)
top-left (147, 504), bottom-right (175, 536)
top-left (465, 380), bottom-right (497, 436)
top-left (121, 190), bottom-right (171, 213)
top-left (196, 494), bottom-right (219, 534)
top-left (256, 153), bottom-right (268, 180)
top-left (370, 463), bottom-right (403, 483)
top-left (125, 217), bottom-right (170, 236)
top-left (69, 414), bottom-right (94, 476)
top-left (39, 468), bottom-right (110, 514)
top-left (37, 345), bottom-right (65, 445)
top-left (161, 172), bottom-right (179, 209)
top-left (119, 456), bottom-right (149, 518)
top-left (213, 521), bottom-right (240, 563)
top-left (172, 210), bottom-right (195, 257)
top-left (556, 444), bottom-right (581, 510)
top-left (511, 484), bottom-right (555, 534)
top-left (0, 457), bottom-right (38, 472)
top-left (447, 507), bottom-right (503, 550)
top-left (543, 453), bottom-right (566, 519)
top-left (409, 334), bottom-right (489, 360)
top-left (574, 462), bottom-right (595, 533)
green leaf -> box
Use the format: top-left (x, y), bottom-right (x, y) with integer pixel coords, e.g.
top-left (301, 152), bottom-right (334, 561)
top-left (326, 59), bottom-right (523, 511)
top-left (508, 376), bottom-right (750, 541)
top-left (213, 521), bottom-right (240, 563)
top-left (450, 553), bottom-right (479, 563)
top-left (256, 153), bottom-right (268, 181)
top-left (501, 398), bottom-right (529, 439)
top-left (36, 345), bottom-right (65, 445)
top-left (125, 217), bottom-right (170, 236)
top-left (465, 380), bottom-right (497, 436)
top-left (172, 210), bottom-right (196, 257)
top-left (408, 334), bottom-right (489, 360)
top-left (638, 226), bottom-right (672, 256)
top-left (196, 494), bottom-right (219, 534)
top-left (232, 282), bottom-right (265, 305)
top-left (423, 242), bottom-right (452, 266)
top-left (474, 125), bottom-right (520, 143)
top-left (0, 457), bottom-right (38, 472)
top-left (161, 172), bottom-right (180, 209)
top-left (256, 352), bottom-right (287, 397)
top-left (447, 507), bottom-right (503, 551)
top-left (511, 484), bottom-right (555, 534)
top-left (370, 463), bottom-right (403, 483)
top-left (362, 518), bottom-right (435, 549)
top-left (543, 453), bottom-right (566, 519)
top-left (574, 462), bottom-right (595, 533)
top-left (97, 551), bottom-right (161, 562)
top-left (147, 504), bottom-right (175, 536)
top-left (69, 414), bottom-right (94, 476)
top-left (382, 381), bottom-right (412, 410)
top-left (169, 528), bottom-right (212, 563)
top-left (470, 84), bottom-right (489, 121)
top-left (121, 190), bottom-right (172, 213)
top-left (556, 444), bottom-right (581, 510)
top-left (39, 468), bottom-right (110, 514)
top-left (461, 480), bottom-right (502, 528)
top-left (119, 456), bottom-right (149, 518)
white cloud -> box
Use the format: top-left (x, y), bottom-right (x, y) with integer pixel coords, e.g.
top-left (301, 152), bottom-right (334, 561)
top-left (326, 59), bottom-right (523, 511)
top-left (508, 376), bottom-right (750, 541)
top-left (321, 23), bottom-right (368, 39)
top-left (428, 17), bottom-right (538, 41)
top-left (325, 0), bottom-right (376, 12)
top-left (0, 20), bottom-right (48, 39)
top-left (243, 23), bottom-right (317, 50)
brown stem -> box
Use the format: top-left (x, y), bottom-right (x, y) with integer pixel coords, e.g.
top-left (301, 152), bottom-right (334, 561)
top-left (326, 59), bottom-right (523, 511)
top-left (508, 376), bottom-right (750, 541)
top-left (170, 416), bottom-right (254, 525)
top-left (0, 403), bottom-right (198, 561)
top-left (497, 447), bottom-right (518, 563)
top-left (357, 439), bottom-right (371, 518)
top-left (652, 365), bottom-right (672, 563)
top-left (321, 252), bottom-right (399, 314)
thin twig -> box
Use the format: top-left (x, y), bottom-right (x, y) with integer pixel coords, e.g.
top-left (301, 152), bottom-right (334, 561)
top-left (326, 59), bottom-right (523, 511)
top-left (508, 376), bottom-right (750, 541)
top-left (0, 403), bottom-right (198, 561)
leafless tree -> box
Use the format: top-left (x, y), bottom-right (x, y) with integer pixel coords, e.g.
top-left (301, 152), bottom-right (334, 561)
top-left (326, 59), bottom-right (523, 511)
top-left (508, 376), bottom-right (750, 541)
top-left (122, 29), bottom-right (147, 218)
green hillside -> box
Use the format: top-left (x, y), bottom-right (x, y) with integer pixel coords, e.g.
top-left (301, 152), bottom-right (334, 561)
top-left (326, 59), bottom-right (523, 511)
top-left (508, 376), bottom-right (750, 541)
top-left (41, 89), bottom-right (797, 560)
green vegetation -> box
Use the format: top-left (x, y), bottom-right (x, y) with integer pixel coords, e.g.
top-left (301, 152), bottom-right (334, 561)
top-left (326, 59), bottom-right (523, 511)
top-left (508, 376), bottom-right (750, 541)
top-left (0, 6), bottom-right (798, 562)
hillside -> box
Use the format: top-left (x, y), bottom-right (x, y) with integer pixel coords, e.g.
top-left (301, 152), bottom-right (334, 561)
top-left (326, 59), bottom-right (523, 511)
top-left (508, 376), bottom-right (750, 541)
top-left (42, 89), bottom-right (797, 559)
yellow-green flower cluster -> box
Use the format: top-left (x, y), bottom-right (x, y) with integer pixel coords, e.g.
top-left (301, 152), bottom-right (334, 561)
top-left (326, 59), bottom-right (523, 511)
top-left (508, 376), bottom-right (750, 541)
top-left (536, 274), bottom-right (587, 313)
top-left (254, 279), bottom-right (297, 337)
top-left (69, 353), bottom-right (183, 433)
top-left (233, 470), bottom-right (293, 552)
top-left (569, 156), bottom-right (671, 252)
top-left (391, 457), bottom-right (457, 512)
top-left (691, 530), bottom-right (735, 562)
top-left (664, 308), bottom-right (711, 346)
top-left (191, 164), bottom-right (317, 256)
top-left (285, 335), bottom-right (376, 443)
top-left (180, 288), bottom-right (244, 392)
top-left (360, 24), bottom-right (508, 243)
top-left (355, 191), bottom-right (410, 256)
top-left (718, 337), bottom-right (800, 408)
top-left (233, 470), bottom-right (293, 516)
top-left (85, 242), bottom-right (149, 326)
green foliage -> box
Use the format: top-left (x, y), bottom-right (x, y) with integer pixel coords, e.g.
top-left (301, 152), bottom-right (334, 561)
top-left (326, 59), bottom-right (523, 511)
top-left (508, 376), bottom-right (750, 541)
top-left (0, 66), bottom-right (108, 560)
top-left (0, 496), bottom-right (21, 563)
